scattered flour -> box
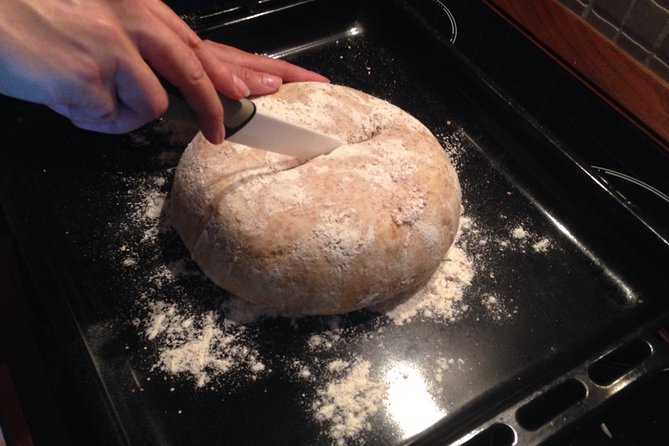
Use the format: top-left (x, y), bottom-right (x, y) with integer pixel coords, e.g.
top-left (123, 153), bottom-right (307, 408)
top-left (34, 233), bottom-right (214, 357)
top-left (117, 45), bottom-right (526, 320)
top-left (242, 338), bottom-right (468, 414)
top-left (307, 330), bottom-right (343, 351)
top-left (313, 360), bottom-right (387, 446)
top-left (377, 237), bottom-right (475, 325)
top-left (458, 217), bottom-right (555, 256)
top-left (327, 359), bottom-right (351, 373)
top-left (532, 238), bottom-right (552, 252)
top-left (512, 225), bottom-right (529, 239)
top-left (298, 366), bottom-right (312, 379)
top-left (505, 224), bottom-right (554, 253)
top-left (480, 294), bottom-right (516, 322)
top-left (122, 174), bottom-right (171, 249)
top-left (434, 357), bottom-right (465, 384)
top-left (115, 126), bottom-right (557, 444)
top-left (141, 300), bottom-right (265, 388)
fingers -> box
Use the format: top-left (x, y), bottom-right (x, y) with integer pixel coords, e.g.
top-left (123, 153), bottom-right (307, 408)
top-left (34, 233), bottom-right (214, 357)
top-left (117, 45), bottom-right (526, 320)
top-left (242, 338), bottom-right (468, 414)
top-left (197, 41), bottom-right (330, 99)
top-left (117, 0), bottom-right (222, 143)
top-left (203, 41), bottom-right (330, 84)
top-left (197, 51), bottom-right (279, 98)
top-left (44, 51), bottom-right (153, 134)
top-left (138, 30), bottom-right (223, 143)
top-left (123, 0), bottom-right (328, 142)
top-left (49, 58), bottom-right (168, 135)
top-left (138, 2), bottom-right (252, 99)
top-left (237, 67), bottom-right (283, 96)
top-left (141, 0), bottom-right (328, 87)
top-left (80, 57), bottom-right (168, 134)
top-left (49, 0), bottom-right (330, 142)
top-left (44, 12), bottom-right (170, 135)
top-left (115, 55), bottom-right (170, 129)
top-left (190, 42), bottom-right (254, 99)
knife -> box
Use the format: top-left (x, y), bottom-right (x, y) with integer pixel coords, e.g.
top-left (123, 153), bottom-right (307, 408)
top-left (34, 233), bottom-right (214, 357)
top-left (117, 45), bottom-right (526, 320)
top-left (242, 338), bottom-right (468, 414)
top-left (163, 88), bottom-right (343, 160)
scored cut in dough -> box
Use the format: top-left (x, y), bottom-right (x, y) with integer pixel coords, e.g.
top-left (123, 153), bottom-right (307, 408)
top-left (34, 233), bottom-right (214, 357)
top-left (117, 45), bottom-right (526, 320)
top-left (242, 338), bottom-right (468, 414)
top-left (170, 82), bottom-right (461, 316)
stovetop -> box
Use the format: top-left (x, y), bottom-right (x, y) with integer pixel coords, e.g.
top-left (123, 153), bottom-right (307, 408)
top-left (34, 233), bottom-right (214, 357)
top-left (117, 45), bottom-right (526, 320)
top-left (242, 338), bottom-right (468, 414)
top-left (0, 1), bottom-right (668, 445)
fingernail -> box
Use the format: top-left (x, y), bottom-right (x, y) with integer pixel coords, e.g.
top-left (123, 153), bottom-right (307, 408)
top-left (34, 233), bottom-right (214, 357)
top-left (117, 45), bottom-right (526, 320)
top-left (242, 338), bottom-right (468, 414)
top-left (262, 74), bottom-right (282, 89)
top-left (233, 75), bottom-right (251, 97)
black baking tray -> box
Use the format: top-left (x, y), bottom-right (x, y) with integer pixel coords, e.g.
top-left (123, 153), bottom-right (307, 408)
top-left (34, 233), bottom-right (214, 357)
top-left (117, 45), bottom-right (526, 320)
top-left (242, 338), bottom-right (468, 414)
top-left (1, 0), bottom-right (669, 445)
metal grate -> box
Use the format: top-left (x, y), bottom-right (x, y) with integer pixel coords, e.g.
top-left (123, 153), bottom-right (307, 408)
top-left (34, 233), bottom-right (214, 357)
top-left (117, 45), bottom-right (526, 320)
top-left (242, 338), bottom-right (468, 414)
top-left (450, 316), bottom-right (669, 445)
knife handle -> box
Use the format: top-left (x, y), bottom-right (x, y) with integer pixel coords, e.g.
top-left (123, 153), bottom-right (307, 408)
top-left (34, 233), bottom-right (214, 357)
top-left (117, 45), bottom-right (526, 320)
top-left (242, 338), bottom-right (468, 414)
top-left (220, 96), bottom-right (256, 138)
top-left (161, 78), bottom-right (256, 139)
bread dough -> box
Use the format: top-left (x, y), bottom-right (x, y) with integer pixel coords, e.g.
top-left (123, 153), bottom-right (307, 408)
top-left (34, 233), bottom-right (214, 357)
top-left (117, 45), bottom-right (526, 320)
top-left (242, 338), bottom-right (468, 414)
top-left (170, 82), bottom-right (461, 315)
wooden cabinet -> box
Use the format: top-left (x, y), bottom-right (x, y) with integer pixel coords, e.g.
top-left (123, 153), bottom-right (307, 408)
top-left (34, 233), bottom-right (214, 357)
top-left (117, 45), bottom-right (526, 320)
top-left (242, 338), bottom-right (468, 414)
top-left (483, 0), bottom-right (669, 151)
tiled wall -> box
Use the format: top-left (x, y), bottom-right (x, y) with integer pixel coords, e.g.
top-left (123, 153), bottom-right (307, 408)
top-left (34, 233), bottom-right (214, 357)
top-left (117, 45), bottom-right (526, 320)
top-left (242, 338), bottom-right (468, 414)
top-left (558, 0), bottom-right (669, 83)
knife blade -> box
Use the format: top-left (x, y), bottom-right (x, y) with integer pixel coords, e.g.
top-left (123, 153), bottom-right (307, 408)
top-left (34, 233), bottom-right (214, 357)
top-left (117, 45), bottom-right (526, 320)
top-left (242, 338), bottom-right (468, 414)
top-left (163, 89), bottom-right (343, 160)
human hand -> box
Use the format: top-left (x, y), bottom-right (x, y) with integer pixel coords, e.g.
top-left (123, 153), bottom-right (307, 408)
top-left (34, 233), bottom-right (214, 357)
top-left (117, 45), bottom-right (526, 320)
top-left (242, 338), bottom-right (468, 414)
top-left (0, 0), bottom-right (328, 143)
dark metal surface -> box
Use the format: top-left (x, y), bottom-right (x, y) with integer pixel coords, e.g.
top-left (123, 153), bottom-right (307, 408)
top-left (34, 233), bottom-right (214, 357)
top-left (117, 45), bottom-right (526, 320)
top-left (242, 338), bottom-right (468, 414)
top-left (1, 1), bottom-right (668, 445)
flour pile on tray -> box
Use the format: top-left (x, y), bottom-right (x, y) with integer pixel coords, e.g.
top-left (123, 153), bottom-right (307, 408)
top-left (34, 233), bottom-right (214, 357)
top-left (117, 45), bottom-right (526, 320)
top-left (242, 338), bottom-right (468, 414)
top-left (141, 300), bottom-right (265, 388)
top-left (373, 227), bottom-right (475, 325)
top-left (312, 360), bottom-right (386, 446)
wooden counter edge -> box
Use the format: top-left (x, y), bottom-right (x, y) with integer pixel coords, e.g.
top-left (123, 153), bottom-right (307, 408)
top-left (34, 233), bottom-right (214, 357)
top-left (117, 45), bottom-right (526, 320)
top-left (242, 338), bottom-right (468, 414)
top-left (481, 0), bottom-right (669, 152)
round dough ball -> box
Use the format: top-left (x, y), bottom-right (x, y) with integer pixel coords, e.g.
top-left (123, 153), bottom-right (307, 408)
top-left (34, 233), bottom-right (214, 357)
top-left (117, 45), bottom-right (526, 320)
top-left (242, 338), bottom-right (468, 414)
top-left (170, 82), bottom-right (461, 316)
